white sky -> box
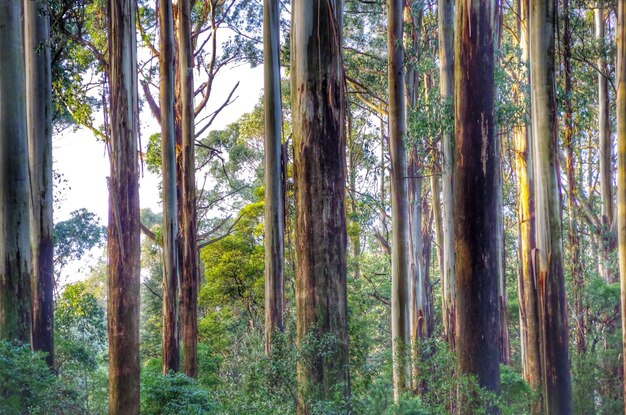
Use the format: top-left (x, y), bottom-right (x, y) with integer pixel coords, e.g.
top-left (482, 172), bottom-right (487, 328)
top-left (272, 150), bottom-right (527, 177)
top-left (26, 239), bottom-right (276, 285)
top-left (53, 64), bottom-right (264, 224)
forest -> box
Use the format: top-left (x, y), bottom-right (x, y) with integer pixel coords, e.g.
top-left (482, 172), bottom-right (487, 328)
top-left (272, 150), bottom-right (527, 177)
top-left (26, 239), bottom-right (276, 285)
top-left (1, 0), bottom-right (626, 414)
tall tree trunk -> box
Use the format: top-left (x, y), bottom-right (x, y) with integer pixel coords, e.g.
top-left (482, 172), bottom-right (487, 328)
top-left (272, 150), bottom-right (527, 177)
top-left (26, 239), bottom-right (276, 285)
top-left (291, 1), bottom-right (351, 412)
top-left (106, 0), bottom-right (140, 412)
top-left (495, 132), bottom-right (511, 365)
top-left (454, 1), bottom-right (500, 411)
top-left (178, 0), bottom-right (198, 378)
top-left (25, 0), bottom-right (54, 365)
top-left (388, 0), bottom-right (411, 400)
top-left (263, 0), bottom-right (285, 356)
top-left (529, 0), bottom-right (573, 412)
top-left (438, 0), bottom-right (455, 350)
top-left (514, 0), bottom-right (542, 411)
top-left (0, 0), bottom-right (32, 343)
top-left (596, 6), bottom-right (615, 284)
top-left (617, 1), bottom-right (626, 413)
top-left (160, 0), bottom-right (180, 374)
top-left (563, 0), bottom-right (585, 356)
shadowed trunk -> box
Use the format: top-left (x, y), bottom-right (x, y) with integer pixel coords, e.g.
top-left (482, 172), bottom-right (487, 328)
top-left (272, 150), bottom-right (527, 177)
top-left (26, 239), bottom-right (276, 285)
top-left (454, 1), bottom-right (500, 412)
top-left (0, 0), bottom-right (32, 343)
top-left (25, 0), bottom-right (54, 365)
top-left (106, 0), bottom-right (141, 412)
top-left (291, 1), bottom-right (351, 412)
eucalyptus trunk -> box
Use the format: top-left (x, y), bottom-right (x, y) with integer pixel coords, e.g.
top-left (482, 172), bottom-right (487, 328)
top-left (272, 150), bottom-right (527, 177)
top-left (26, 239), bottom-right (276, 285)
top-left (160, 0), bottom-right (180, 374)
top-left (596, 7), bottom-right (615, 284)
top-left (529, 0), bottom-right (573, 412)
top-left (291, 1), bottom-right (351, 412)
top-left (263, 0), bottom-right (285, 356)
top-left (514, 0), bottom-right (542, 410)
top-left (389, 0), bottom-right (411, 400)
top-left (495, 132), bottom-right (510, 364)
top-left (106, 0), bottom-right (141, 412)
top-left (25, 0), bottom-right (54, 365)
top-left (0, 0), bottom-right (32, 343)
top-left (454, 1), bottom-right (500, 410)
top-left (438, 0), bottom-right (455, 349)
top-left (617, 1), bottom-right (626, 412)
top-left (178, 0), bottom-right (198, 378)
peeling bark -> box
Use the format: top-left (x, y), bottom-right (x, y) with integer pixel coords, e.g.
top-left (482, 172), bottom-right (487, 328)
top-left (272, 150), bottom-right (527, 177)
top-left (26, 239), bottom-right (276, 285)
top-left (291, 1), bottom-right (351, 412)
top-left (106, 0), bottom-right (141, 412)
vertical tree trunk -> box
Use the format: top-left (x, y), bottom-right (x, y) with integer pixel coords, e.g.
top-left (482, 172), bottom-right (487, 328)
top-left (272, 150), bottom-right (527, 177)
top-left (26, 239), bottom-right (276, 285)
top-left (160, 0), bottom-right (180, 374)
top-left (25, 0), bottom-right (54, 365)
top-left (529, 0), bottom-right (573, 413)
top-left (263, 0), bottom-right (285, 356)
top-left (0, 0), bottom-right (32, 343)
top-left (563, 0), bottom-right (585, 355)
top-left (388, 0), bottom-right (411, 400)
top-left (495, 132), bottom-right (511, 365)
top-left (596, 6), bottom-right (615, 284)
top-left (438, 0), bottom-right (455, 350)
top-left (291, 1), bottom-right (351, 412)
top-left (514, 1), bottom-right (542, 411)
top-left (454, 1), bottom-right (500, 411)
top-left (178, 0), bottom-right (198, 378)
top-left (106, 0), bottom-right (140, 412)
top-left (617, 1), bottom-right (626, 413)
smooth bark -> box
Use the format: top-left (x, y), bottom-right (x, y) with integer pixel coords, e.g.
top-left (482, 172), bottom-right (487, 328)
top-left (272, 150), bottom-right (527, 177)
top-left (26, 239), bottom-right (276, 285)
top-left (291, 1), bottom-right (351, 412)
top-left (438, 0), bottom-right (455, 350)
top-left (263, 0), bottom-right (285, 356)
top-left (25, 0), bottom-right (54, 364)
top-left (0, 0), bottom-right (32, 343)
top-left (106, 0), bottom-right (141, 412)
top-left (160, 0), bottom-right (180, 374)
top-left (389, 0), bottom-right (411, 400)
top-left (454, 0), bottom-right (500, 410)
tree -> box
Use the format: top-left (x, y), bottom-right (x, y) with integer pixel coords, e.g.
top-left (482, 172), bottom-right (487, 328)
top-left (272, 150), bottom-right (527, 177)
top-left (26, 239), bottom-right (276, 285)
top-left (263, 0), bottom-right (285, 355)
top-left (617, 0), bottom-right (626, 413)
top-left (291, 0), bottom-right (351, 411)
top-left (388, 0), bottom-right (411, 400)
top-left (178, 0), bottom-right (199, 379)
top-left (159, 0), bottom-right (180, 374)
top-left (25, 0), bottom-right (54, 365)
top-left (438, 0), bottom-right (455, 352)
top-left (454, 0), bottom-right (500, 410)
top-left (529, 0), bottom-right (573, 412)
top-left (106, 0), bottom-right (141, 412)
top-left (0, 0), bottom-right (32, 343)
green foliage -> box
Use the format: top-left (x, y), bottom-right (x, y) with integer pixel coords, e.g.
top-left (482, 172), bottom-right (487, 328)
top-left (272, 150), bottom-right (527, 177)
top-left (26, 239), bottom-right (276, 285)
top-left (54, 209), bottom-right (106, 274)
top-left (142, 366), bottom-right (218, 415)
top-left (0, 340), bottom-right (79, 414)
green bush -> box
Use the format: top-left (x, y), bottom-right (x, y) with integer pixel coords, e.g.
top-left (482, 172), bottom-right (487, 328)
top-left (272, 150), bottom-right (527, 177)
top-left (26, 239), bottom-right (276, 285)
top-left (0, 340), bottom-right (79, 415)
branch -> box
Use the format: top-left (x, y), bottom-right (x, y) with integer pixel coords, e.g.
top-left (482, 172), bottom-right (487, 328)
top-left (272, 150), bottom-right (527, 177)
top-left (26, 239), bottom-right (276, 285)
top-left (197, 213), bottom-right (246, 250)
top-left (141, 81), bottom-right (161, 123)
